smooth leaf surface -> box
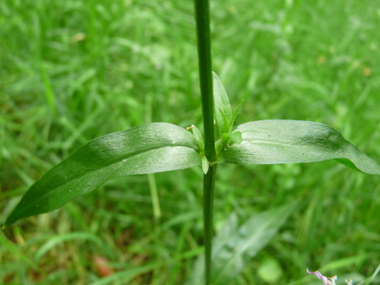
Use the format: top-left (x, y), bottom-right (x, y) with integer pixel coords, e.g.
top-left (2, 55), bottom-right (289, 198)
top-left (221, 120), bottom-right (380, 175)
top-left (228, 98), bottom-right (245, 133)
top-left (201, 156), bottom-right (209, 174)
top-left (213, 72), bottom-right (232, 134)
top-left (189, 124), bottom-right (205, 154)
top-left (191, 202), bottom-right (297, 285)
top-left (4, 123), bottom-right (201, 227)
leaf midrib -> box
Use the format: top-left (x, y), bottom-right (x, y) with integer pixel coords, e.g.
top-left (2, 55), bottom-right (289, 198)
top-left (213, 218), bottom-right (270, 283)
top-left (238, 140), bottom-right (339, 149)
top-left (8, 145), bottom-right (197, 224)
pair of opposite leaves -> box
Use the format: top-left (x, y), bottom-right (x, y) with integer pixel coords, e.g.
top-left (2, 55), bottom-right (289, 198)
top-left (3, 72), bottom-right (380, 228)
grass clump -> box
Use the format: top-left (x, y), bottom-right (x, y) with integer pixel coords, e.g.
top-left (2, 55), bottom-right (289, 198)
top-left (1, 0), bottom-right (380, 284)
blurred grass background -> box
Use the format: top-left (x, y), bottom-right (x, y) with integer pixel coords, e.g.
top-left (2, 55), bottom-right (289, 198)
top-left (1, 0), bottom-right (380, 284)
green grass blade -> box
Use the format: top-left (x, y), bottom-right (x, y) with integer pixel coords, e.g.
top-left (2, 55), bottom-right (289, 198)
top-left (221, 120), bottom-right (380, 175)
top-left (3, 123), bottom-right (202, 228)
top-left (148, 173), bottom-right (161, 224)
top-left (34, 232), bottom-right (109, 262)
top-left (363, 264), bottom-right (380, 285)
top-left (40, 63), bottom-right (56, 116)
top-left (0, 232), bottom-right (43, 273)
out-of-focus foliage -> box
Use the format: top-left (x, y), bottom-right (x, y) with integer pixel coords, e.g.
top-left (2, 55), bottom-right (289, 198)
top-left (1, 0), bottom-right (380, 284)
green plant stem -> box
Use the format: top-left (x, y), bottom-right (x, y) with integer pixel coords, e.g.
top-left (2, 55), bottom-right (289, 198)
top-left (145, 95), bottom-right (161, 226)
top-left (148, 173), bottom-right (161, 225)
top-left (193, 0), bottom-right (216, 162)
top-left (203, 165), bottom-right (217, 284)
top-left (146, 95), bottom-right (161, 284)
top-left (194, 0), bottom-right (217, 283)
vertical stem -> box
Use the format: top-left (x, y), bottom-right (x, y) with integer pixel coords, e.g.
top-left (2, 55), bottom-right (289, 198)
top-left (193, 0), bottom-right (216, 162)
top-left (203, 165), bottom-right (217, 284)
top-left (148, 173), bottom-right (161, 225)
top-left (193, 1), bottom-right (217, 284)
top-left (146, 94), bottom-right (161, 283)
top-left (145, 95), bottom-right (161, 226)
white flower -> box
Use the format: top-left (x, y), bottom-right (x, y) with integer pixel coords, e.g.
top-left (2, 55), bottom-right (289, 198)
top-left (306, 268), bottom-right (337, 285)
top-left (306, 268), bottom-right (354, 284)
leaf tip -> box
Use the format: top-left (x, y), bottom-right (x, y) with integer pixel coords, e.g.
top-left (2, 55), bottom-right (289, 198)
top-left (2, 217), bottom-right (14, 229)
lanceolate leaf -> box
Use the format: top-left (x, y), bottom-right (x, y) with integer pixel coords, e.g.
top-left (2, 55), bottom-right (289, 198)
top-left (228, 99), bottom-right (245, 134)
top-left (190, 202), bottom-right (297, 285)
top-left (221, 120), bottom-right (380, 175)
top-left (189, 124), bottom-right (205, 154)
top-left (213, 72), bottom-right (232, 134)
top-left (212, 202), bottom-right (297, 284)
top-left (4, 123), bottom-right (202, 228)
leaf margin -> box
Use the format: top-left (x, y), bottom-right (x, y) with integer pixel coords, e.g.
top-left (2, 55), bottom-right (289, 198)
top-left (4, 123), bottom-right (202, 228)
top-left (220, 120), bottom-right (380, 175)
